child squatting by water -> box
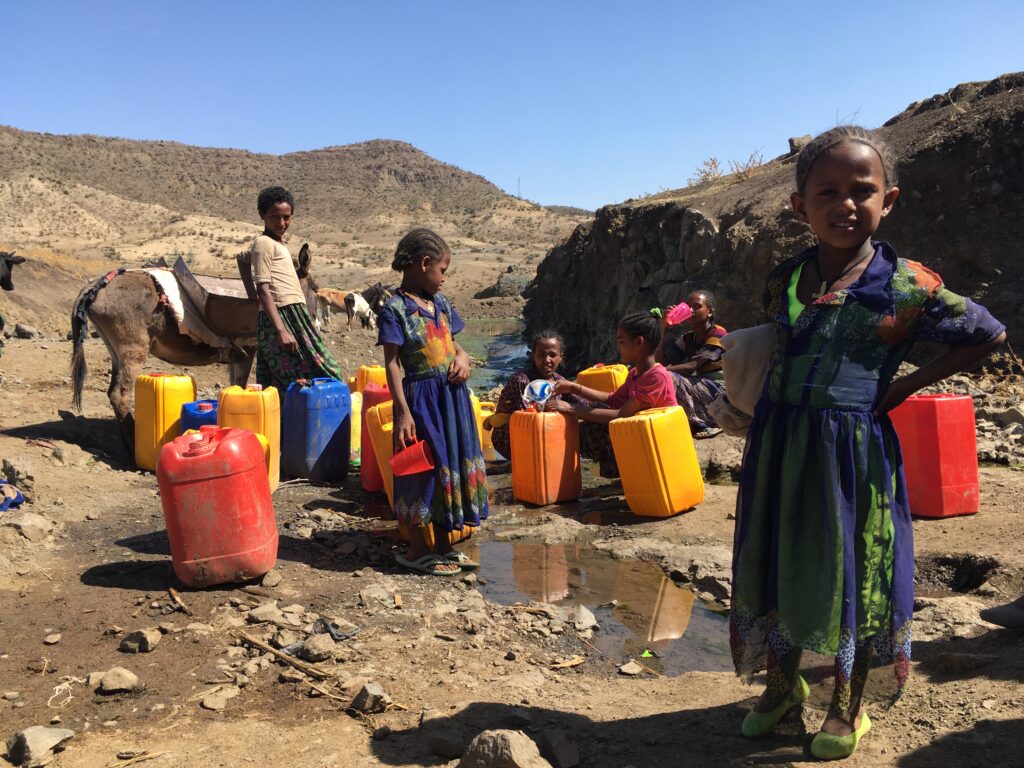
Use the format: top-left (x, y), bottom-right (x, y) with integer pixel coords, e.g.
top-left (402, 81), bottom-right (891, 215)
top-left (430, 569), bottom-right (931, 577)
top-left (728, 126), bottom-right (1005, 760)
top-left (376, 229), bottom-right (489, 576)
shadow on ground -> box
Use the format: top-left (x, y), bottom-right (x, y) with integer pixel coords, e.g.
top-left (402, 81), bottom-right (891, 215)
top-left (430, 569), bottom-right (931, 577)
top-left (2, 410), bottom-right (131, 470)
top-left (370, 700), bottom-right (817, 767)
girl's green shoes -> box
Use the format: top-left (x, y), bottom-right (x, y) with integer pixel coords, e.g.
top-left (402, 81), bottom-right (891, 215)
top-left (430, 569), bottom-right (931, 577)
top-left (810, 711), bottom-right (871, 760)
top-left (741, 675), bottom-right (811, 738)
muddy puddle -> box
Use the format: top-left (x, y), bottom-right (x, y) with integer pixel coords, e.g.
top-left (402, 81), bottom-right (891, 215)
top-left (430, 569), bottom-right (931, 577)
top-left (465, 540), bottom-right (732, 675)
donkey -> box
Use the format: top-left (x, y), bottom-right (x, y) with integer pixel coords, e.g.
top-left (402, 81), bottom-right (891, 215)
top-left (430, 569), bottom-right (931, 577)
top-left (71, 243), bottom-right (321, 454)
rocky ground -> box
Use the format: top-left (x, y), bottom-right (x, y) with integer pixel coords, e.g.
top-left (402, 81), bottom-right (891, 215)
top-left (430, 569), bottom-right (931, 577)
top-left (1, 326), bottom-right (1023, 768)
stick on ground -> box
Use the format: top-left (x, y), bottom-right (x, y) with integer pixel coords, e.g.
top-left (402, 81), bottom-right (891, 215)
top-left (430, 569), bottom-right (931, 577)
top-left (236, 631), bottom-right (332, 680)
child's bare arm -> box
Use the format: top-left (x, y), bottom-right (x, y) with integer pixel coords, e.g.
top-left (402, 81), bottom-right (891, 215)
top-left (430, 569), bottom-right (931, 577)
top-left (236, 256), bottom-right (257, 301)
top-left (384, 344), bottom-right (415, 448)
top-left (554, 380), bottom-right (610, 403)
top-left (547, 396), bottom-right (642, 423)
top-left (257, 284), bottom-right (297, 352)
top-left (875, 331), bottom-right (1006, 415)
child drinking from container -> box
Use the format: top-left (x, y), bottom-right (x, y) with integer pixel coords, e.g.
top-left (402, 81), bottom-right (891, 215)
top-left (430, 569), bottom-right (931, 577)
top-left (548, 310), bottom-right (676, 477)
top-left (377, 229), bottom-right (488, 576)
top-left (730, 126), bottom-right (1005, 760)
top-left (490, 330), bottom-right (589, 460)
top-left (656, 289), bottom-right (727, 438)
top-left (237, 186), bottom-right (342, 390)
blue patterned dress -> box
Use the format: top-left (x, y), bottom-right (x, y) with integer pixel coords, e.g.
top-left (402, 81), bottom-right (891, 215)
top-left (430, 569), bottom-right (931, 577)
top-left (730, 242), bottom-right (1004, 704)
top-left (376, 291), bottom-right (489, 532)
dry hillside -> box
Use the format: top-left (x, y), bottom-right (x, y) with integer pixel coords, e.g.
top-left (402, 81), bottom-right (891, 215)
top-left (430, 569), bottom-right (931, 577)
top-left (0, 128), bottom-right (588, 331)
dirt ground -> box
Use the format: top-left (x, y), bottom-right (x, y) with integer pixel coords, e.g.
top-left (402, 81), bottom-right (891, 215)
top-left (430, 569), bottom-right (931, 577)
top-left (2, 324), bottom-right (1024, 768)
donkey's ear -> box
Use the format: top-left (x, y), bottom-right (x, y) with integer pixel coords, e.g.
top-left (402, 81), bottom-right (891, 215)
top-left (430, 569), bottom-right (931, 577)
top-left (298, 244), bottom-right (311, 270)
top-left (9, 254), bottom-right (25, 264)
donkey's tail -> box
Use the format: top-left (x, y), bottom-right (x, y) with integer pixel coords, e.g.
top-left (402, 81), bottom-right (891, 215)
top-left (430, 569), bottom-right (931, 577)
top-left (71, 286), bottom-right (93, 413)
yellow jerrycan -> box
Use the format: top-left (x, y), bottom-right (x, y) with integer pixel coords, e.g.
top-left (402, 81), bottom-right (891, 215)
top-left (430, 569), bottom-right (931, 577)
top-left (218, 384), bottom-right (281, 492)
top-left (134, 373), bottom-right (196, 471)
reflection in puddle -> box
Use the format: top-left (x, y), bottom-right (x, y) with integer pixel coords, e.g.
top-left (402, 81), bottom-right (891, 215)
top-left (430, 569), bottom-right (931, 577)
top-left (473, 541), bottom-right (732, 675)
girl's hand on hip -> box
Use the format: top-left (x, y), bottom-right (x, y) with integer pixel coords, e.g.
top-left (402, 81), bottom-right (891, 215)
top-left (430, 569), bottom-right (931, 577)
top-left (276, 328), bottom-right (298, 353)
top-left (394, 412), bottom-right (417, 450)
top-left (874, 376), bottom-right (916, 416)
top-left (448, 351), bottom-right (471, 384)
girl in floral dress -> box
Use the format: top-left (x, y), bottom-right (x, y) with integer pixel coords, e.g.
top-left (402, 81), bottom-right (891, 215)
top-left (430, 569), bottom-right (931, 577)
top-left (730, 126), bottom-right (1005, 759)
top-left (377, 229), bottom-right (488, 575)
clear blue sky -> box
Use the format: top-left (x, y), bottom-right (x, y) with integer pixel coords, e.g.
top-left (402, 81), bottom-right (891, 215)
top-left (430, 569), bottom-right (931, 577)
top-left (5, 1), bottom-right (1022, 210)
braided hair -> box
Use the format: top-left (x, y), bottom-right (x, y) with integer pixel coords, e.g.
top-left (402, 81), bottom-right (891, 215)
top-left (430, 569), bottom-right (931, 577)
top-left (795, 126), bottom-right (898, 193)
top-left (257, 186), bottom-right (295, 215)
top-left (391, 228), bottom-right (450, 272)
top-left (619, 309), bottom-right (664, 352)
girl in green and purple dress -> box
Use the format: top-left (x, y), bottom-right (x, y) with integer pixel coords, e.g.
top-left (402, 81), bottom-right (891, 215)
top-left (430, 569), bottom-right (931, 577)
top-left (377, 229), bottom-right (488, 576)
top-left (730, 127), bottom-right (1005, 760)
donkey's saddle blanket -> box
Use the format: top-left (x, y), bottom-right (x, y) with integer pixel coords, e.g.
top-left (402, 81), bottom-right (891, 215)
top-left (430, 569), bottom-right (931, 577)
top-left (143, 261), bottom-right (257, 349)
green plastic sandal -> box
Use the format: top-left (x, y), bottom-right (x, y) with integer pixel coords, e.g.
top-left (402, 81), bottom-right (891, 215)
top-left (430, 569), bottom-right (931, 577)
top-left (741, 675), bottom-right (811, 738)
top-left (810, 711), bottom-right (871, 760)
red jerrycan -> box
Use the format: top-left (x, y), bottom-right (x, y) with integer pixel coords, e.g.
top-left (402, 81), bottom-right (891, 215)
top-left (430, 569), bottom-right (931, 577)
top-left (360, 384), bottom-right (391, 492)
top-left (157, 425), bottom-right (278, 587)
top-left (889, 394), bottom-right (979, 518)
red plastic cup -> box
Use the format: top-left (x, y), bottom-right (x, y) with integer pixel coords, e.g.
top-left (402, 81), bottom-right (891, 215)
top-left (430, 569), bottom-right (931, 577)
top-left (665, 302), bottom-right (693, 325)
top-left (390, 439), bottom-right (435, 476)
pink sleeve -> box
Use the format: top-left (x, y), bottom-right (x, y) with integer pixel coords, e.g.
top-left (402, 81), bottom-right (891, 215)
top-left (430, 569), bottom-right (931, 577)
top-left (632, 366), bottom-right (676, 409)
top-left (606, 377), bottom-right (632, 410)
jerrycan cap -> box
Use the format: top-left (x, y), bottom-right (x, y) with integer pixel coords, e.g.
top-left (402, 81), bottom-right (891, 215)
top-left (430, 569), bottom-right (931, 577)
top-left (197, 402), bottom-right (214, 412)
top-left (185, 435), bottom-right (214, 457)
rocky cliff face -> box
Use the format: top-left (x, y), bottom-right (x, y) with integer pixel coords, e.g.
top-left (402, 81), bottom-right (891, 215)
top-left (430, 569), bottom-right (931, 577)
top-left (525, 74), bottom-right (1024, 372)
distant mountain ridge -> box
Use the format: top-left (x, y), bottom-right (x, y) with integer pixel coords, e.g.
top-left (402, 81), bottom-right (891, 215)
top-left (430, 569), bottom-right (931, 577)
top-left (0, 126), bottom-right (581, 256)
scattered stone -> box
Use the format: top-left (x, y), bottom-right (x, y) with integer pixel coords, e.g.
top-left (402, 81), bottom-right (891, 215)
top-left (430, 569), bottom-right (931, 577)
top-left (505, 651), bottom-right (518, 662)
top-left (13, 323), bottom-right (42, 340)
top-left (459, 729), bottom-right (552, 768)
top-left (299, 633), bottom-right (336, 663)
top-left (261, 570), bottom-right (283, 588)
top-left (42, 633), bottom-right (61, 645)
top-left (2, 691), bottom-right (19, 700)
top-left (247, 602), bottom-right (285, 624)
top-left (271, 628), bottom-right (301, 649)
top-left (200, 685), bottom-right (241, 711)
top-left (185, 622), bottom-right (214, 634)
top-left (349, 682), bottom-right (391, 714)
top-left (86, 672), bottom-right (104, 688)
top-left (559, 605), bottom-right (597, 631)
top-left (98, 667), bottom-right (139, 694)
top-left (618, 661), bottom-right (644, 676)
top-left (2, 458), bottom-right (34, 501)
top-left (372, 725), bottom-right (392, 741)
top-left (119, 628), bottom-right (161, 654)
top-left (5, 725), bottom-right (75, 767)
top-left (539, 729), bottom-right (580, 768)
top-left (2, 512), bottom-right (53, 542)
